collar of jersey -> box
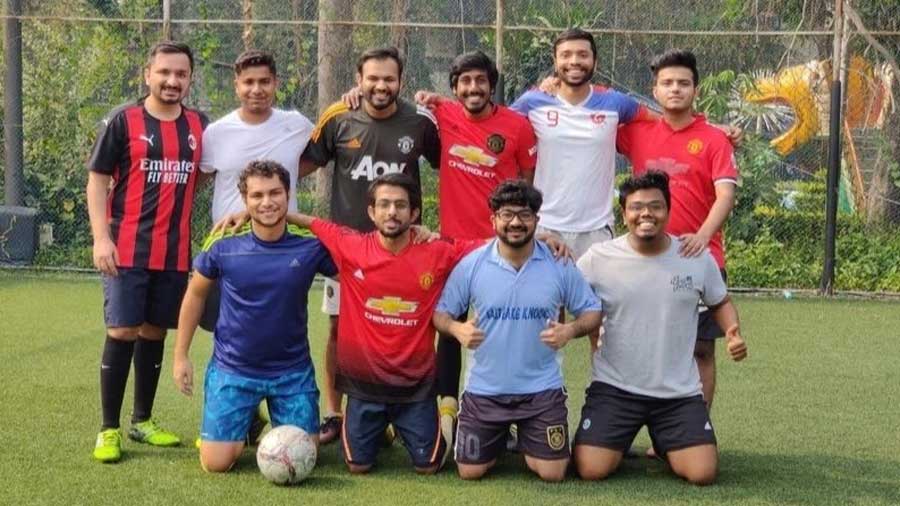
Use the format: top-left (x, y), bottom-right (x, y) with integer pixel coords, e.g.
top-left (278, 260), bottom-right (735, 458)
top-left (487, 238), bottom-right (547, 270)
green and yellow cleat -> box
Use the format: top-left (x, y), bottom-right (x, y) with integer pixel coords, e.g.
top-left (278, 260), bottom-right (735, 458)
top-left (128, 419), bottom-right (181, 447)
top-left (93, 429), bottom-right (123, 463)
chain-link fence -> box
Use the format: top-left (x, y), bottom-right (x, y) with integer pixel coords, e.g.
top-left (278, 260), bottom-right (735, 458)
top-left (1, 0), bottom-right (898, 293)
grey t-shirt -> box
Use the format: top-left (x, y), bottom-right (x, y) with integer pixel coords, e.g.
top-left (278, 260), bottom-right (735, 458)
top-left (576, 235), bottom-right (727, 399)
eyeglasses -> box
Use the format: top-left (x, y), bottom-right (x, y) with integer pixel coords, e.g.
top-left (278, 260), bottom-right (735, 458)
top-left (495, 209), bottom-right (537, 223)
top-left (625, 202), bottom-right (666, 213)
top-left (374, 199), bottom-right (410, 211)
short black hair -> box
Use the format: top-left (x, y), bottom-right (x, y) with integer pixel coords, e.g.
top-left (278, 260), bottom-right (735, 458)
top-left (234, 49), bottom-right (277, 77)
top-left (238, 160), bottom-right (290, 196)
top-left (356, 47), bottom-right (404, 79)
top-left (449, 50), bottom-right (499, 92)
top-left (618, 171), bottom-right (671, 210)
top-left (367, 172), bottom-right (421, 211)
top-left (553, 28), bottom-right (596, 61)
top-left (489, 179), bottom-right (543, 213)
top-left (650, 49), bottom-right (700, 86)
top-left (146, 40), bottom-right (194, 73)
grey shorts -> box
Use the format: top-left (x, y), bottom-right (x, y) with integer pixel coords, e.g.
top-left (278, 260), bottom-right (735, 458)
top-left (455, 388), bottom-right (570, 464)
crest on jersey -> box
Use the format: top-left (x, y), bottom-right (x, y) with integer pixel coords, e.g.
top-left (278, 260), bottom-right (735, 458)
top-left (398, 135), bottom-right (415, 154)
top-left (546, 425), bottom-right (566, 451)
top-left (686, 139), bottom-right (704, 155)
top-left (591, 113), bottom-right (606, 125)
top-left (419, 272), bottom-right (434, 290)
top-left (486, 133), bottom-right (506, 154)
top-left (188, 133), bottom-right (197, 151)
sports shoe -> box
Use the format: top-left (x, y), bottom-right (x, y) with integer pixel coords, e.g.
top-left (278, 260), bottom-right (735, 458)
top-left (246, 404), bottom-right (269, 446)
top-left (128, 419), bottom-right (181, 447)
top-left (382, 424), bottom-right (397, 448)
top-left (439, 397), bottom-right (458, 452)
top-left (319, 414), bottom-right (343, 445)
top-left (506, 424), bottom-right (519, 452)
top-left (93, 429), bottom-right (122, 463)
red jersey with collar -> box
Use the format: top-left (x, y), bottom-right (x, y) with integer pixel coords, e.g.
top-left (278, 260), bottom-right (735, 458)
top-left (434, 101), bottom-right (537, 240)
top-left (617, 115), bottom-right (738, 268)
top-left (310, 219), bottom-right (480, 402)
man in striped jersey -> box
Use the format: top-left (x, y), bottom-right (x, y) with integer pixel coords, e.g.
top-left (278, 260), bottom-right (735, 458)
top-left (86, 41), bottom-right (209, 463)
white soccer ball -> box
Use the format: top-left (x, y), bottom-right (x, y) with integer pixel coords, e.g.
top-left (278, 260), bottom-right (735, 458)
top-left (256, 425), bottom-right (317, 485)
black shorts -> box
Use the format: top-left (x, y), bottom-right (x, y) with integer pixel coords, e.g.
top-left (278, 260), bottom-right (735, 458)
top-left (573, 382), bottom-right (716, 457)
top-left (697, 269), bottom-right (728, 341)
top-left (455, 388), bottom-right (570, 465)
top-left (102, 268), bottom-right (188, 329)
top-left (342, 396), bottom-right (445, 469)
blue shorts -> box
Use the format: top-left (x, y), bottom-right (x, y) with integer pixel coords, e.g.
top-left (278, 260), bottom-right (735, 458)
top-left (201, 361), bottom-right (319, 442)
top-left (102, 268), bottom-right (188, 329)
top-left (342, 396), bottom-right (445, 469)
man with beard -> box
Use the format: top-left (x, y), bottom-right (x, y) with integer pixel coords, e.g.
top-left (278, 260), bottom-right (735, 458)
top-left (301, 47), bottom-right (441, 443)
top-left (86, 41), bottom-right (208, 462)
top-left (376, 51), bottom-right (538, 448)
top-left (510, 28), bottom-right (652, 260)
top-left (573, 171), bottom-right (747, 485)
top-left (615, 50), bottom-right (739, 421)
top-left (173, 161), bottom-right (335, 473)
top-left (282, 173), bottom-right (480, 474)
top-left (434, 180), bottom-right (602, 482)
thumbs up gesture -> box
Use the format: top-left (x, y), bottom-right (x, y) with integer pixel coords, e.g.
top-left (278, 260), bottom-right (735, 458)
top-left (453, 311), bottom-right (486, 350)
top-left (540, 319), bottom-right (575, 350)
top-left (725, 324), bottom-right (748, 362)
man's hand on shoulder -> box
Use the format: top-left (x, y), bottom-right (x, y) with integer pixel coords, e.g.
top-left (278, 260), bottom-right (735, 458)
top-left (677, 232), bottom-right (711, 258)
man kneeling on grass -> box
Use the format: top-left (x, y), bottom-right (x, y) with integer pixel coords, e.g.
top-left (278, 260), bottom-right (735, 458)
top-left (573, 171), bottom-right (748, 485)
top-left (173, 160), bottom-right (336, 472)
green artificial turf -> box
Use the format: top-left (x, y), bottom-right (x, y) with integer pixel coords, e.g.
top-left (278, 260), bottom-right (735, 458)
top-left (1, 271), bottom-right (898, 505)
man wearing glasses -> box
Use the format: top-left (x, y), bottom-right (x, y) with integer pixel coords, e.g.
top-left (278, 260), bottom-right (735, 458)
top-left (434, 180), bottom-right (602, 482)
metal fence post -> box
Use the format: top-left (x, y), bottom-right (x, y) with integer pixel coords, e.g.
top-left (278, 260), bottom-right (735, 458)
top-left (820, 0), bottom-right (844, 296)
top-left (493, 0), bottom-right (504, 105)
top-left (3, 0), bottom-right (24, 207)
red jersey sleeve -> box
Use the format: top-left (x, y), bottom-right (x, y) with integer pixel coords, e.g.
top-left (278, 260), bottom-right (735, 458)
top-left (616, 122), bottom-right (636, 157)
top-left (515, 117), bottom-right (538, 172)
top-left (709, 137), bottom-right (739, 183)
top-left (309, 218), bottom-right (357, 265)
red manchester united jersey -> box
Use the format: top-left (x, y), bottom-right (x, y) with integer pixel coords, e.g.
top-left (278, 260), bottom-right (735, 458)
top-left (434, 101), bottom-right (537, 240)
top-left (311, 219), bottom-right (479, 402)
top-left (87, 101), bottom-right (208, 272)
top-left (617, 115), bottom-right (738, 268)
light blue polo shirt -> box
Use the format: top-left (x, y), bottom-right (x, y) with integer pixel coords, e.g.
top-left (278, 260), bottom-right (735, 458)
top-left (437, 239), bottom-right (601, 396)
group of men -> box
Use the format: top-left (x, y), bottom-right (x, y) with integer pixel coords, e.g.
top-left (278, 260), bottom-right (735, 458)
top-left (86, 27), bottom-right (748, 485)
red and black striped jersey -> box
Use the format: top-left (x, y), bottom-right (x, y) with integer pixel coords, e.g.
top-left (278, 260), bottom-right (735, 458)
top-left (87, 100), bottom-right (209, 272)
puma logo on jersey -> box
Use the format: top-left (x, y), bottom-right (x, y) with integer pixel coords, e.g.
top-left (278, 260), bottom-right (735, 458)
top-left (139, 134), bottom-right (155, 147)
top-left (350, 156), bottom-right (406, 181)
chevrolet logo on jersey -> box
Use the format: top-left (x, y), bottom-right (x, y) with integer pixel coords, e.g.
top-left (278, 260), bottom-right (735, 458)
top-left (449, 144), bottom-right (498, 167)
top-left (365, 296), bottom-right (419, 316)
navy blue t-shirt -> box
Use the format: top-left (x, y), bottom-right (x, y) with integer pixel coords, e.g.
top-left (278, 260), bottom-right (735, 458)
top-left (194, 224), bottom-right (337, 378)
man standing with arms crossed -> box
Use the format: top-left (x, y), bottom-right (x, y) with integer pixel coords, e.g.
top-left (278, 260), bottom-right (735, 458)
top-left (302, 47), bottom-right (441, 443)
top-left (434, 180), bottom-right (602, 482)
top-left (616, 49), bottom-right (739, 418)
top-left (573, 172), bottom-right (747, 484)
top-left (87, 41), bottom-right (208, 462)
top-left (173, 161), bottom-right (335, 473)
